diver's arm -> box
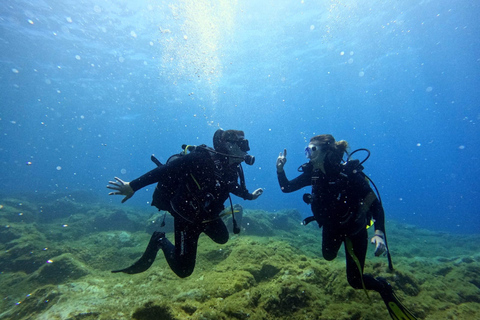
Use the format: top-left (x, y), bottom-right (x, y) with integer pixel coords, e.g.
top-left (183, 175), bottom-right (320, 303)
top-left (235, 187), bottom-right (263, 200)
top-left (231, 181), bottom-right (263, 200)
top-left (355, 173), bottom-right (387, 256)
top-left (107, 177), bottom-right (135, 203)
top-left (371, 199), bottom-right (386, 234)
top-left (251, 188), bottom-right (263, 199)
top-left (276, 149), bottom-right (311, 192)
top-left (355, 173), bottom-right (386, 235)
top-left (107, 166), bottom-right (166, 203)
top-left (129, 165), bottom-right (168, 192)
top-left (277, 170), bottom-right (311, 193)
top-left (370, 198), bottom-right (387, 256)
top-left (276, 149), bottom-right (287, 172)
top-left (129, 152), bottom-right (198, 191)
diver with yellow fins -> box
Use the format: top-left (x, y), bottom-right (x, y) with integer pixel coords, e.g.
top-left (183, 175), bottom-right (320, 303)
top-left (276, 134), bottom-right (417, 320)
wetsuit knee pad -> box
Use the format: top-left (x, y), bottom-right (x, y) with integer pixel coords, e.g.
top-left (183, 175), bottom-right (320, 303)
top-left (214, 235), bottom-right (229, 245)
top-left (323, 251), bottom-right (338, 261)
top-left (175, 266), bottom-right (195, 278)
top-left (346, 275), bottom-right (364, 290)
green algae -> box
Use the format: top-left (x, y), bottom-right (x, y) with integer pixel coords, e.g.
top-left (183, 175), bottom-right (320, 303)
top-left (0, 194), bottom-right (479, 319)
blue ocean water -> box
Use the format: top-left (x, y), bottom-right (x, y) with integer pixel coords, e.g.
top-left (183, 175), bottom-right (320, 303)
top-left (1, 0), bottom-right (478, 234)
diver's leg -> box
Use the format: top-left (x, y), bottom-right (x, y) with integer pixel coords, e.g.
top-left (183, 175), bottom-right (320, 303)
top-left (376, 277), bottom-right (418, 319)
top-left (111, 231), bottom-right (166, 274)
top-left (345, 231), bottom-right (418, 319)
top-left (344, 228), bottom-right (385, 291)
top-left (203, 219), bottom-right (229, 244)
top-left (160, 217), bottom-right (201, 278)
top-left (322, 227), bottom-right (343, 261)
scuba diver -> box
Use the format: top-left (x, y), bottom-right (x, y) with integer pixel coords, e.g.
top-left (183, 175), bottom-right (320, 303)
top-left (107, 129), bottom-right (263, 278)
top-left (276, 134), bottom-right (417, 320)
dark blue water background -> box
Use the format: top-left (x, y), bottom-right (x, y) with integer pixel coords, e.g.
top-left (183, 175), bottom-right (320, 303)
top-left (1, 0), bottom-right (479, 233)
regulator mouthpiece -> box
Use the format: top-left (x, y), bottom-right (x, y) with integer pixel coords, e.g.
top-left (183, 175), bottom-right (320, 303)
top-left (244, 155), bottom-right (255, 166)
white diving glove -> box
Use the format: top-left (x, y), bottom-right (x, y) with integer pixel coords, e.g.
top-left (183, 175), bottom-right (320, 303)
top-left (251, 188), bottom-right (264, 200)
top-left (107, 177), bottom-right (135, 203)
top-left (371, 230), bottom-right (387, 257)
top-left (276, 149), bottom-right (287, 172)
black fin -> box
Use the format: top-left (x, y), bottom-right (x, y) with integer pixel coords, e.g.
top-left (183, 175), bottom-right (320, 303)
top-left (112, 231), bottom-right (165, 274)
top-left (378, 278), bottom-right (417, 320)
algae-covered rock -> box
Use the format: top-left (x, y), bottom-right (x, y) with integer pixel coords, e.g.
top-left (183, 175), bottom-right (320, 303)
top-left (261, 280), bottom-right (311, 316)
top-left (1, 195), bottom-right (480, 320)
top-left (388, 269), bottom-right (421, 296)
top-left (38, 198), bottom-right (81, 223)
top-left (271, 209), bottom-right (302, 231)
top-left (425, 302), bottom-right (480, 320)
top-left (90, 209), bottom-right (144, 232)
top-left (28, 253), bottom-right (90, 285)
top-left (132, 301), bottom-right (176, 320)
top-left (0, 226), bottom-right (53, 274)
top-left (0, 285), bottom-right (60, 320)
top-left (237, 212), bottom-right (275, 236)
top-left (0, 199), bottom-right (39, 224)
top-left (0, 224), bottom-right (20, 244)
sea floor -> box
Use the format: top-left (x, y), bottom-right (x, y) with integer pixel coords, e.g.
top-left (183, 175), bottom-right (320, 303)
top-left (0, 194), bottom-right (479, 320)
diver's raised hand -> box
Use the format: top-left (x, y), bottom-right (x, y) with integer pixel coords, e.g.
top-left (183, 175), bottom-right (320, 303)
top-left (251, 188), bottom-right (264, 200)
top-left (107, 177), bottom-right (134, 203)
top-left (276, 149), bottom-right (287, 172)
top-left (371, 230), bottom-right (387, 257)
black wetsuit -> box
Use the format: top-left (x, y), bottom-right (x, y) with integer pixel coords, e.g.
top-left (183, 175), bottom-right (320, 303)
top-left (278, 161), bottom-right (386, 292)
top-left (130, 148), bottom-right (253, 278)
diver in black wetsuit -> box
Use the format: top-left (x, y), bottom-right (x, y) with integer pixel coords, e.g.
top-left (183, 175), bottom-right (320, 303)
top-left (107, 129), bottom-right (263, 278)
top-left (276, 134), bottom-right (417, 320)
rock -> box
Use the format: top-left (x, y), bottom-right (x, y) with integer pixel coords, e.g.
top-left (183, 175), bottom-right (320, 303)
top-left (0, 285), bottom-right (60, 320)
top-left (29, 253), bottom-right (90, 285)
top-left (132, 301), bottom-right (176, 320)
top-left (91, 209), bottom-right (143, 232)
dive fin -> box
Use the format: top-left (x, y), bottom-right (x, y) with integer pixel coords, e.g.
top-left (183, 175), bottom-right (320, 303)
top-left (112, 231), bottom-right (165, 274)
top-left (378, 278), bottom-right (417, 320)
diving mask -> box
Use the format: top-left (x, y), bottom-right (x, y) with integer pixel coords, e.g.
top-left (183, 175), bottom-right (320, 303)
top-left (226, 138), bottom-right (254, 165)
top-left (305, 144), bottom-right (319, 159)
top-left (227, 138), bottom-right (250, 152)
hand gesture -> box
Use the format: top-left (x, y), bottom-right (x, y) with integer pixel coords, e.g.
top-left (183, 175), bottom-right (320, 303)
top-left (107, 177), bottom-right (135, 203)
top-left (251, 188), bottom-right (264, 200)
top-left (276, 149), bottom-right (287, 172)
top-left (371, 231), bottom-right (387, 257)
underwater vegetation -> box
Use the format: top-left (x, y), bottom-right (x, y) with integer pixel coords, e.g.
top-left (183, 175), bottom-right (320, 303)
top-left (0, 193), bottom-right (479, 320)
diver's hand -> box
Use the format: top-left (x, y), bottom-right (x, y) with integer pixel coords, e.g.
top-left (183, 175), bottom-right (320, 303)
top-left (371, 230), bottom-right (387, 257)
top-left (276, 149), bottom-right (287, 172)
top-left (107, 177), bottom-right (134, 203)
top-left (251, 188), bottom-right (263, 200)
